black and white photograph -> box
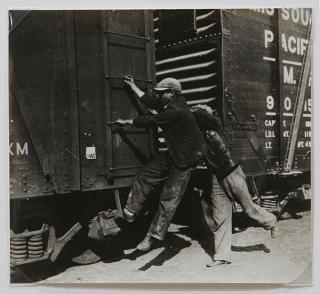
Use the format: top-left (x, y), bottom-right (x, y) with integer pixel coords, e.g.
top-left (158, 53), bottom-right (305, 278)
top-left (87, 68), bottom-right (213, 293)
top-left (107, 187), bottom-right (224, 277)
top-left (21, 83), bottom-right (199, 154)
top-left (8, 6), bottom-right (314, 285)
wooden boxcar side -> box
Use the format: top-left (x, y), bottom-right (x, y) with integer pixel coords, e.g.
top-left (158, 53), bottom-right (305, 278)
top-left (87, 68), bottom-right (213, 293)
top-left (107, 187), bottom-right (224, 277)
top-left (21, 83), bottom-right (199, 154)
top-left (221, 9), bottom-right (312, 175)
top-left (9, 10), bottom-right (155, 265)
top-left (10, 10), bottom-right (155, 200)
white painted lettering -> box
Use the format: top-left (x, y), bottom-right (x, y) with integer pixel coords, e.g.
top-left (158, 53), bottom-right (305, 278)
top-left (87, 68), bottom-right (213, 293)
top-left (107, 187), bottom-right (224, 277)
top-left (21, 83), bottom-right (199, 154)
top-left (297, 141), bottom-right (304, 148)
top-left (282, 34), bottom-right (309, 56)
top-left (282, 34), bottom-right (288, 52)
top-left (301, 9), bottom-right (310, 26)
top-left (10, 142), bottom-right (29, 156)
top-left (297, 141), bottom-right (311, 148)
top-left (284, 66), bottom-right (295, 84)
top-left (281, 8), bottom-right (310, 26)
top-left (300, 38), bottom-right (308, 55)
top-left (292, 9), bottom-right (300, 23)
top-left (283, 131), bottom-right (290, 138)
top-left (16, 142), bottom-right (28, 155)
top-left (288, 35), bottom-right (297, 53)
top-left (304, 99), bottom-right (312, 112)
top-left (265, 30), bottom-right (274, 48)
top-left (284, 97), bottom-right (292, 111)
top-left (304, 131), bottom-right (311, 138)
top-left (265, 9), bottom-right (275, 15)
top-left (9, 143), bottom-right (14, 156)
top-left (265, 120), bottom-right (276, 127)
top-left (265, 131), bottom-right (275, 138)
top-left (265, 141), bottom-right (272, 149)
top-left (266, 95), bottom-right (274, 109)
top-left (281, 9), bottom-right (290, 20)
top-left (252, 9), bottom-right (274, 15)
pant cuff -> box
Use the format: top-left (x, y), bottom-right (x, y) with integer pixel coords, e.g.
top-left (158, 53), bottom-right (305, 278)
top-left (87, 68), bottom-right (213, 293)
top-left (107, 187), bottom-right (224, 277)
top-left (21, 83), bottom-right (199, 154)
top-left (148, 232), bottom-right (164, 241)
top-left (124, 205), bottom-right (138, 215)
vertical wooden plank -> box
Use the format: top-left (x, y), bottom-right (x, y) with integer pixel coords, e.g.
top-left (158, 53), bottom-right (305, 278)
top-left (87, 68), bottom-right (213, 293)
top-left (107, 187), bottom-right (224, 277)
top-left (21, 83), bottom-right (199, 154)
top-left (65, 11), bottom-right (80, 190)
top-left (52, 10), bottom-right (74, 194)
top-left (74, 11), bottom-right (104, 189)
top-left (144, 10), bottom-right (156, 156)
top-left (101, 11), bottom-right (114, 184)
top-left (144, 10), bottom-right (154, 92)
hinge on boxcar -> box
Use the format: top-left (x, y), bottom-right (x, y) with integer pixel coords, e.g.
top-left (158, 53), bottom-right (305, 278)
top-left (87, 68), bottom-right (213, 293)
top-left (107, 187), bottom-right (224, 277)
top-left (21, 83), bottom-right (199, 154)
top-left (227, 112), bottom-right (259, 131)
top-left (225, 88), bottom-right (259, 131)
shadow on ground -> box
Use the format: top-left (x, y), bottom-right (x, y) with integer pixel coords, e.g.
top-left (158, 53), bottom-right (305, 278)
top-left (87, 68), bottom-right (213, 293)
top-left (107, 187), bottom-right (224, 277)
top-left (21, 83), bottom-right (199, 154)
top-left (99, 232), bottom-right (191, 271)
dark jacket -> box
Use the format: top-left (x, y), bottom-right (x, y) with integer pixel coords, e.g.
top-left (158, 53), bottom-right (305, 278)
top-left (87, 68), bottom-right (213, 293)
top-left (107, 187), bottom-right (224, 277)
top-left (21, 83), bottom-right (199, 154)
top-left (133, 94), bottom-right (205, 170)
top-left (192, 108), bottom-right (239, 180)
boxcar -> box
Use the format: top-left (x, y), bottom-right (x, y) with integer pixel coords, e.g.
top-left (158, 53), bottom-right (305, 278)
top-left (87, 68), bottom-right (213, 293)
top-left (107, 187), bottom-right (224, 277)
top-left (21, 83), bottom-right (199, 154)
top-left (154, 8), bottom-right (312, 210)
top-left (9, 10), bottom-right (155, 265)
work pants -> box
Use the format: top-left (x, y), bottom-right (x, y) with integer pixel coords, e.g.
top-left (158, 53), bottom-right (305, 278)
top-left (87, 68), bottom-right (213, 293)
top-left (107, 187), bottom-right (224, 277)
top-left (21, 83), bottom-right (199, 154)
top-left (222, 166), bottom-right (276, 230)
top-left (126, 153), bottom-right (193, 240)
top-left (202, 166), bottom-right (276, 262)
top-left (201, 174), bottom-right (233, 261)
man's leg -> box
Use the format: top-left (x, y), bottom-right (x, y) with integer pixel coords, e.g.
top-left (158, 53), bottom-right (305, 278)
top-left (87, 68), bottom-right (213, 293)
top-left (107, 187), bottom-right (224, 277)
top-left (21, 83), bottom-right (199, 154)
top-left (202, 174), bottom-right (233, 265)
top-left (125, 154), bottom-right (169, 217)
top-left (222, 166), bottom-right (277, 231)
top-left (136, 166), bottom-right (193, 250)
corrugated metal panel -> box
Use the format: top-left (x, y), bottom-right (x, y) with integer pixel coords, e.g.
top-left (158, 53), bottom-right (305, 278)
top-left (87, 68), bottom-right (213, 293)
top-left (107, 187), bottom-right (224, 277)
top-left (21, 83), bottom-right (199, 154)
top-left (154, 9), bottom-right (222, 150)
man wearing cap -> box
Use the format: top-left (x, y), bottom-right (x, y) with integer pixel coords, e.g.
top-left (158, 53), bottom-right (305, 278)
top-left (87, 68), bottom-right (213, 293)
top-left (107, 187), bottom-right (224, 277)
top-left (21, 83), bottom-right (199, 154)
top-left (114, 75), bottom-right (206, 251)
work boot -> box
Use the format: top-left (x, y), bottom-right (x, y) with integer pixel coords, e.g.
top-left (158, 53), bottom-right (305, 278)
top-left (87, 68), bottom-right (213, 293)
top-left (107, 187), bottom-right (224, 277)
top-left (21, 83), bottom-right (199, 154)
top-left (123, 207), bottom-right (136, 222)
top-left (279, 211), bottom-right (303, 220)
top-left (136, 234), bottom-right (155, 251)
top-left (72, 248), bottom-right (101, 265)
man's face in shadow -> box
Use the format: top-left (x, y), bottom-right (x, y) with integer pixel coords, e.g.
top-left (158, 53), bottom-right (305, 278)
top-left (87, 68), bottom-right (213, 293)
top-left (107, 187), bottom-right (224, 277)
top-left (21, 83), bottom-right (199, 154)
top-left (156, 90), bottom-right (174, 106)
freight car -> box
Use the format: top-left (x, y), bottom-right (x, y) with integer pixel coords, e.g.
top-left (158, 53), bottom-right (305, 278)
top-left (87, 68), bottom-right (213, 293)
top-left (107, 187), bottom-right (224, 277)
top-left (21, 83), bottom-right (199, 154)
top-left (9, 10), bottom-right (155, 265)
top-left (154, 8), bottom-right (312, 212)
top-left (9, 9), bottom-right (312, 267)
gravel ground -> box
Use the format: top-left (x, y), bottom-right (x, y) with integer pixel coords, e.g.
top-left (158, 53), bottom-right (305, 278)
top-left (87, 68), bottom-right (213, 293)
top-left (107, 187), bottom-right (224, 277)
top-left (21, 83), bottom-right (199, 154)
top-left (29, 211), bottom-right (312, 284)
